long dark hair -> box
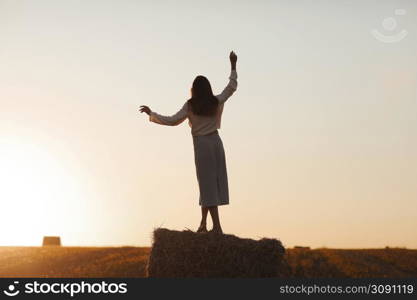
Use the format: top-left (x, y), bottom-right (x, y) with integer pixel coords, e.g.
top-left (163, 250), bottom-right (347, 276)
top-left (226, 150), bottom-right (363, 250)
top-left (187, 75), bottom-right (219, 116)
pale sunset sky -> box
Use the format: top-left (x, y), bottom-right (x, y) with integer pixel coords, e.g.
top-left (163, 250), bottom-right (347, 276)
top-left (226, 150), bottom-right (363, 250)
top-left (0, 0), bottom-right (416, 248)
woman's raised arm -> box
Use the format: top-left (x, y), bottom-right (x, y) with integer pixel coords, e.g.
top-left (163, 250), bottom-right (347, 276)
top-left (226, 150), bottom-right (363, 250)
top-left (140, 102), bottom-right (188, 126)
top-left (216, 51), bottom-right (238, 104)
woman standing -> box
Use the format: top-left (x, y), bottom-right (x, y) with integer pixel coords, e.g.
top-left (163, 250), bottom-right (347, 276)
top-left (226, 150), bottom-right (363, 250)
top-left (139, 51), bottom-right (238, 234)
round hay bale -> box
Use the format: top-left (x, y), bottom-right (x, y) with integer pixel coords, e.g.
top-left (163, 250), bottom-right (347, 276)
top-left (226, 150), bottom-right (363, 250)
top-left (147, 229), bottom-right (286, 278)
top-left (42, 236), bottom-right (61, 246)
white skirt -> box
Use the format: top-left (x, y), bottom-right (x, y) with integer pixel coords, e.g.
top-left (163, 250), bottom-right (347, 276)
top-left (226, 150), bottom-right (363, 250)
top-left (192, 131), bottom-right (229, 207)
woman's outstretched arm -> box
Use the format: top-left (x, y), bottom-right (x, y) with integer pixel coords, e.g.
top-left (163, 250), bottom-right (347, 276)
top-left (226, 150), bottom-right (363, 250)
top-left (139, 102), bottom-right (188, 126)
top-left (216, 51), bottom-right (238, 104)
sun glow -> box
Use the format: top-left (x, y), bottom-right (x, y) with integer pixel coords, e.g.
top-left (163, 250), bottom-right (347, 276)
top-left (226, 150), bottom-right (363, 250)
top-left (0, 138), bottom-right (84, 246)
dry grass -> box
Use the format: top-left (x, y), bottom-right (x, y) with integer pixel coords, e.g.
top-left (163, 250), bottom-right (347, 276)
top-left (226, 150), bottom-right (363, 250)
top-left (0, 246), bottom-right (149, 277)
top-left (286, 248), bottom-right (417, 278)
top-left (1, 246), bottom-right (416, 278)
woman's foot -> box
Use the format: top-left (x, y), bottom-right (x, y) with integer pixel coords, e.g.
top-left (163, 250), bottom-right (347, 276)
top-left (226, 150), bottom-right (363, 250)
top-left (197, 223), bottom-right (207, 233)
top-left (210, 227), bottom-right (223, 235)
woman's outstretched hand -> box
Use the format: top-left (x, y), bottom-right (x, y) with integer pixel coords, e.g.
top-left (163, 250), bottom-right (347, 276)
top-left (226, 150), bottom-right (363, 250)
top-left (139, 105), bottom-right (151, 116)
top-left (229, 51), bottom-right (237, 70)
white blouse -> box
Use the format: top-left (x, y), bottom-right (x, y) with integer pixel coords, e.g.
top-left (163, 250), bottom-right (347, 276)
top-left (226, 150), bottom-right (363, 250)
top-left (149, 70), bottom-right (238, 136)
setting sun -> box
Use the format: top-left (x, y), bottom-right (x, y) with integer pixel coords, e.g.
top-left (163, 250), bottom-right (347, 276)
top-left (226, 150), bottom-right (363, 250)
top-left (0, 137), bottom-right (85, 246)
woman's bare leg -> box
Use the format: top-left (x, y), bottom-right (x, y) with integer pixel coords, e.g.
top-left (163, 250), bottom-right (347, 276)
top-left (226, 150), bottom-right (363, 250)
top-left (197, 207), bottom-right (208, 232)
top-left (208, 206), bottom-right (223, 234)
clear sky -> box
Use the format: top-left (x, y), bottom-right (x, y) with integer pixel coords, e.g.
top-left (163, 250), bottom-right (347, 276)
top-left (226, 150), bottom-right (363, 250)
top-left (0, 0), bottom-right (416, 248)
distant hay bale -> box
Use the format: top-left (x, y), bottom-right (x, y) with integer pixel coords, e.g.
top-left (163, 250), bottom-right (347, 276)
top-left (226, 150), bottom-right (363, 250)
top-left (294, 246), bottom-right (310, 250)
top-left (147, 228), bottom-right (286, 278)
top-left (42, 236), bottom-right (61, 246)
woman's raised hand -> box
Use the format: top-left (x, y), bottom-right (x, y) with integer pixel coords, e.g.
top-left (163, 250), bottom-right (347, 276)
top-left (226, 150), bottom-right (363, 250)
top-left (229, 51), bottom-right (237, 70)
top-left (139, 105), bottom-right (151, 116)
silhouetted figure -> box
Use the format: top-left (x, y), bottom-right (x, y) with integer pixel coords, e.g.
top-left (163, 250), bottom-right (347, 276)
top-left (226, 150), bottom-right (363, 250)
top-left (140, 51), bottom-right (238, 234)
